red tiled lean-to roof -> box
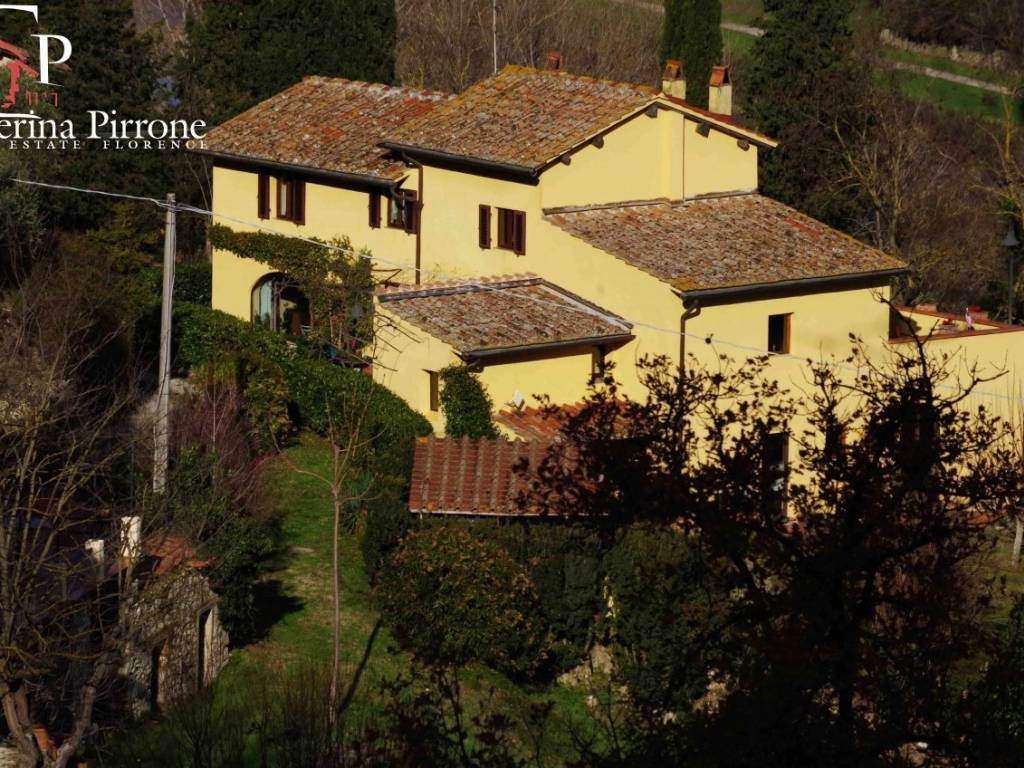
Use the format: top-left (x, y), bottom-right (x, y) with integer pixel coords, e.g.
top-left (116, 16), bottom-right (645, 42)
top-left (376, 275), bottom-right (632, 355)
top-left (409, 436), bottom-right (549, 516)
top-left (494, 403), bottom-right (582, 442)
top-left (383, 64), bottom-right (658, 171)
top-left (545, 194), bottom-right (906, 293)
top-left (201, 76), bottom-right (453, 180)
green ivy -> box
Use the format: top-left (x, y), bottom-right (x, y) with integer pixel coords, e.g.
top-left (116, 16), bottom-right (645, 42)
top-left (208, 224), bottom-right (374, 346)
top-left (439, 365), bottom-right (498, 439)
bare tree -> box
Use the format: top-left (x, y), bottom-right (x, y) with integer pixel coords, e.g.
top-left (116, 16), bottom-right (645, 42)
top-left (396, 0), bottom-right (660, 92)
top-left (833, 81), bottom-right (1003, 308)
top-left (0, 261), bottom-right (138, 768)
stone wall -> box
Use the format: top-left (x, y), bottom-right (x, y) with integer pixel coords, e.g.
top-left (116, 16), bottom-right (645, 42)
top-left (880, 28), bottom-right (1020, 74)
top-left (119, 567), bottom-right (229, 718)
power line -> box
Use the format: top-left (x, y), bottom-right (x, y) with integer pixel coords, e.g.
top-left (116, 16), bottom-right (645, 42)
top-left (11, 175), bottom-right (1024, 406)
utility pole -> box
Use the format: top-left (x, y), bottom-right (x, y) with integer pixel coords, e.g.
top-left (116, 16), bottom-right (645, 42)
top-left (492, 0), bottom-right (498, 74)
top-left (153, 193), bottom-right (176, 493)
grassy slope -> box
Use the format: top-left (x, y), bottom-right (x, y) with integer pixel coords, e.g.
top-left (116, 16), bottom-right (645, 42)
top-left (217, 435), bottom-right (594, 764)
top-left (719, 0), bottom-right (1020, 123)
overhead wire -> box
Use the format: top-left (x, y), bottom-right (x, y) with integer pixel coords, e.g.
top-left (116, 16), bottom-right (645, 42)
top-left (11, 175), bottom-right (1024, 406)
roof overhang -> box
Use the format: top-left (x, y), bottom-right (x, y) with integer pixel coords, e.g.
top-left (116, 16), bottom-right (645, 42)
top-left (460, 332), bottom-right (634, 362)
top-left (673, 268), bottom-right (908, 306)
top-left (378, 142), bottom-right (540, 185)
top-left (193, 148), bottom-right (398, 192)
top-left (657, 96), bottom-right (779, 149)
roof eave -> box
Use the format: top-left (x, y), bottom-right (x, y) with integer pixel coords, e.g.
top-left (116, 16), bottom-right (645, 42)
top-left (378, 142), bottom-right (540, 184)
top-left (656, 96), bottom-right (778, 149)
top-left (460, 332), bottom-right (635, 361)
top-left (193, 148), bottom-right (399, 191)
top-left (673, 268), bottom-right (908, 304)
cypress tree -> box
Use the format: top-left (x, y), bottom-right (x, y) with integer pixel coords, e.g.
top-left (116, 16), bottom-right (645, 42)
top-left (745, 0), bottom-right (868, 224)
top-left (660, 0), bottom-right (722, 110)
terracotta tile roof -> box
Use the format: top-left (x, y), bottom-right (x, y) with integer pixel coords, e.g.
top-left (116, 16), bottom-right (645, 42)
top-left (383, 65), bottom-right (658, 171)
top-left (377, 275), bottom-right (632, 354)
top-left (545, 194), bottom-right (905, 293)
top-left (202, 76), bottom-right (453, 180)
top-left (409, 436), bottom-right (549, 515)
top-left (494, 403), bottom-right (582, 442)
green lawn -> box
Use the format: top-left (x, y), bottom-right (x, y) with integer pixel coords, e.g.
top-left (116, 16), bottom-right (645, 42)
top-left (889, 68), bottom-right (1017, 122)
top-left (214, 435), bottom-right (595, 763)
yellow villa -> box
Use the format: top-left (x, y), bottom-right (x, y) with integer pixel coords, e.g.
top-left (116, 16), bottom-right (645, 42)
top-left (199, 56), bottom-right (1024, 441)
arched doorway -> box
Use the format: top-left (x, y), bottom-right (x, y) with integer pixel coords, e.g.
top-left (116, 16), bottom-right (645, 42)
top-left (251, 273), bottom-right (310, 336)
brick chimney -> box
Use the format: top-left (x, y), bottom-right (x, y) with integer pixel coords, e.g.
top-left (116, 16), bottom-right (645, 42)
top-left (544, 51), bottom-right (562, 71)
top-left (661, 59), bottom-right (686, 100)
top-left (708, 65), bottom-right (732, 115)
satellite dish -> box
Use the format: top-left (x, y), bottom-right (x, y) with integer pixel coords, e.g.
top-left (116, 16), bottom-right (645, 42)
top-left (511, 389), bottom-right (525, 409)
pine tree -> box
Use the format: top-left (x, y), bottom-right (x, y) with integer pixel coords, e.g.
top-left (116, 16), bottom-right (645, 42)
top-left (660, 0), bottom-right (722, 110)
top-left (744, 0), bottom-right (867, 224)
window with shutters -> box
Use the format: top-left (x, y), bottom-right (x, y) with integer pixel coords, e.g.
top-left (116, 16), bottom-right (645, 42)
top-left (497, 208), bottom-right (525, 254)
top-left (428, 370), bottom-right (440, 411)
top-left (388, 189), bottom-right (418, 233)
top-left (257, 173), bottom-right (270, 219)
top-left (478, 205), bottom-right (491, 248)
top-left (275, 176), bottom-right (305, 224)
top-left (369, 192), bottom-right (381, 228)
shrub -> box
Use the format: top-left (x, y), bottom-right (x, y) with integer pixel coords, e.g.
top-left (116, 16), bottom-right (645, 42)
top-left (360, 476), bottom-right (410, 578)
top-left (174, 260), bottom-right (213, 306)
top-left (439, 364), bottom-right (498, 438)
top-left (603, 523), bottom-right (730, 715)
top-left (173, 303), bottom-right (430, 471)
top-left (378, 526), bottom-right (549, 678)
top-left (484, 522), bottom-right (604, 673)
top-left (954, 599), bottom-right (1024, 766)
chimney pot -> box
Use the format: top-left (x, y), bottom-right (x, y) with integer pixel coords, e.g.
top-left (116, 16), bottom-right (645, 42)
top-left (708, 65), bottom-right (733, 115)
top-left (544, 51), bottom-right (562, 71)
top-left (661, 59), bottom-right (686, 101)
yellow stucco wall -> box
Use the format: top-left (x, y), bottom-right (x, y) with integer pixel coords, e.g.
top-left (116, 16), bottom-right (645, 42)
top-left (682, 119), bottom-right (759, 198)
top-left (373, 305), bottom-right (599, 434)
top-left (210, 165), bottom-right (420, 319)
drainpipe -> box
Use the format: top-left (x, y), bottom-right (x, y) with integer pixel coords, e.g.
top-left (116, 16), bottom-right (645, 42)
top-left (403, 154), bottom-right (424, 285)
top-left (679, 296), bottom-right (701, 377)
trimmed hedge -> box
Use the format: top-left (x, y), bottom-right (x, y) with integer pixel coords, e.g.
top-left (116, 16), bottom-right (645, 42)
top-left (173, 302), bottom-right (430, 469)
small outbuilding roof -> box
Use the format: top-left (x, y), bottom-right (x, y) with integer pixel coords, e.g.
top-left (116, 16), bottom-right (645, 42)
top-left (409, 436), bottom-right (547, 516)
top-left (376, 275), bottom-right (632, 356)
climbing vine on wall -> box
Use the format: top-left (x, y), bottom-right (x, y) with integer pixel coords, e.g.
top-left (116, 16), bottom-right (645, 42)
top-left (209, 224), bottom-right (375, 349)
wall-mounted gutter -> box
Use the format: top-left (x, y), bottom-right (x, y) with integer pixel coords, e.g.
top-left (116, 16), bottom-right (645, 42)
top-left (675, 268), bottom-right (908, 306)
top-left (379, 142), bottom-right (540, 185)
top-left (194, 149), bottom-right (396, 193)
top-left (460, 333), bottom-right (635, 363)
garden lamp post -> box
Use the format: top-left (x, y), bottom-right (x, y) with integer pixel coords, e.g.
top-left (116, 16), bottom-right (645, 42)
top-left (1004, 219), bottom-right (1020, 325)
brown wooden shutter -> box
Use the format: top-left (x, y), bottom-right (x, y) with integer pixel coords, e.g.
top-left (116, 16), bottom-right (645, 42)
top-left (368, 192), bottom-right (381, 228)
top-left (403, 191), bottom-right (419, 234)
top-left (478, 205), bottom-right (491, 248)
top-left (257, 173), bottom-right (270, 219)
top-left (513, 210), bottom-right (526, 255)
top-left (292, 179), bottom-right (306, 225)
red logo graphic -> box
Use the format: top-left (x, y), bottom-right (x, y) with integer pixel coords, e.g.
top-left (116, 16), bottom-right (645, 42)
top-left (0, 39), bottom-right (38, 110)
